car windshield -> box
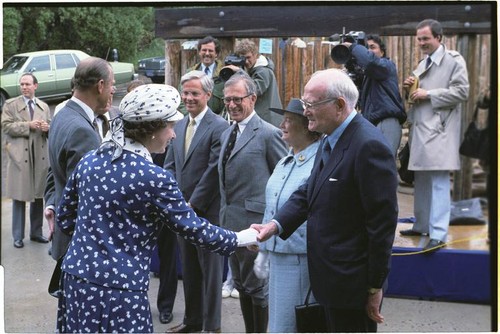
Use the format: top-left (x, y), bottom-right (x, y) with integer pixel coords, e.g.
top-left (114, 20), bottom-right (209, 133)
top-left (1, 56), bottom-right (29, 74)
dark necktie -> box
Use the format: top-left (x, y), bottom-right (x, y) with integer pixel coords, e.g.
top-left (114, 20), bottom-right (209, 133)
top-left (28, 100), bottom-right (35, 120)
top-left (98, 114), bottom-right (109, 137)
top-left (425, 57), bottom-right (432, 69)
top-left (222, 125), bottom-right (238, 166)
top-left (92, 118), bottom-right (100, 137)
top-left (204, 66), bottom-right (210, 75)
top-left (222, 125), bottom-right (239, 184)
top-left (320, 139), bottom-right (331, 170)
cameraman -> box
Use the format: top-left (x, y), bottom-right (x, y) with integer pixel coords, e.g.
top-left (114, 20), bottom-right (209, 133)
top-left (343, 35), bottom-right (406, 156)
top-left (223, 39), bottom-right (283, 127)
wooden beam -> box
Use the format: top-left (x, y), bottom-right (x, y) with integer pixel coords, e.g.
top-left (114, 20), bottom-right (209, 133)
top-left (155, 3), bottom-right (493, 39)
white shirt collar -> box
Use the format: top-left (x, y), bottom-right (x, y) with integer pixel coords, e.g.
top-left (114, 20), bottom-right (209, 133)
top-left (236, 111), bottom-right (256, 133)
top-left (190, 107), bottom-right (208, 125)
top-left (70, 96), bottom-right (96, 122)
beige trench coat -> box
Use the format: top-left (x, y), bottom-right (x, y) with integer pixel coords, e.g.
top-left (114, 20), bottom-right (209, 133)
top-left (408, 45), bottom-right (469, 171)
top-left (2, 96), bottom-right (51, 201)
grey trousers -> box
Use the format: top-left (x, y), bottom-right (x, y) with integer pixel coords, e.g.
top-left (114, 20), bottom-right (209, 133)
top-left (12, 198), bottom-right (44, 241)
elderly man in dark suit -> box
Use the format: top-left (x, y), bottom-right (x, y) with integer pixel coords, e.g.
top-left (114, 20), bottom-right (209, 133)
top-left (164, 70), bottom-right (229, 333)
top-left (218, 72), bottom-right (287, 333)
top-left (44, 56), bottom-right (115, 261)
top-left (253, 68), bottom-right (398, 333)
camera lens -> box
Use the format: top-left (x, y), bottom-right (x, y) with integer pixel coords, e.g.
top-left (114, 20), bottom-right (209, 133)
top-left (331, 45), bottom-right (351, 64)
top-left (219, 68), bottom-right (235, 81)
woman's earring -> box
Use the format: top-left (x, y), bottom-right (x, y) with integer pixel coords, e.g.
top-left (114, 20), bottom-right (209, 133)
top-left (152, 135), bottom-right (155, 139)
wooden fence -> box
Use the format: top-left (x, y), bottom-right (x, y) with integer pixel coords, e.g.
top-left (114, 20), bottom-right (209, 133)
top-left (166, 34), bottom-right (491, 199)
top-left (171, 35), bottom-right (490, 111)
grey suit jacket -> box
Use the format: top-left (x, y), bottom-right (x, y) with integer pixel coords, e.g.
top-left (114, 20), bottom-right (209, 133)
top-left (164, 109), bottom-right (229, 223)
top-left (45, 99), bottom-right (101, 260)
top-left (218, 113), bottom-right (287, 231)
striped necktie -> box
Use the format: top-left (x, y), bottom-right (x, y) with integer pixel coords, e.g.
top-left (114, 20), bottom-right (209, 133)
top-left (185, 118), bottom-right (196, 155)
top-left (28, 100), bottom-right (35, 120)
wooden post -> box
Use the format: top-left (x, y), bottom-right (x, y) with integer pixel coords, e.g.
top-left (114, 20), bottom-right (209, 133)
top-left (164, 40), bottom-right (181, 86)
top-left (453, 33), bottom-right (478, 200)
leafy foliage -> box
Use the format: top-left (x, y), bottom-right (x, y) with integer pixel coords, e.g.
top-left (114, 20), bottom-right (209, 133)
top-left (2, 6), bottom-right (155, 63)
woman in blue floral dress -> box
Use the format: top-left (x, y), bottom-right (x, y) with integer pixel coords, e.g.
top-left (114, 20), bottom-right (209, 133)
top-left (55, 84), bottom-right (256, 333)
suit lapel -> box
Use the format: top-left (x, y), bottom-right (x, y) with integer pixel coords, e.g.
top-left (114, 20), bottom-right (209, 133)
top-left (184, 112), bottom-right (212, 164)
top-left (229, 115), bottom-right (258, 159)
top-left (175, 116), bottom-right (189, 164)
top-left (309, 115), bottom-right (360, 204)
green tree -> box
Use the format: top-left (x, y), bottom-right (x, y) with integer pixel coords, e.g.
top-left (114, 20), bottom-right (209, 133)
top-left (2, 6), bottom-right (154, 63)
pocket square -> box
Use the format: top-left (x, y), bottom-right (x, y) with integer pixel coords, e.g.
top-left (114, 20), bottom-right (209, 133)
top-left (329, 178), bottom-right (338, 182)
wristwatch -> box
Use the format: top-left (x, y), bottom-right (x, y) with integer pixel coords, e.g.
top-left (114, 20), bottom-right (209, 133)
top-left (368, 288), bottom-right (381, 295)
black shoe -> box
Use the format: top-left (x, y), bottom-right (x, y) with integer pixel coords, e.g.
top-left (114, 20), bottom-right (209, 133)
top-left (400, 229), bottom-right (427, 236)
top-left (30, 235), bottom-right (49, 243)
top-left (14, 240), bottom-right (24, 248)
top-left (159, 312), bottom-right (173, 324)
top-left (166, 323), bottom-right (202, 333)
top-left (423, 239), bottom-right (446, 254)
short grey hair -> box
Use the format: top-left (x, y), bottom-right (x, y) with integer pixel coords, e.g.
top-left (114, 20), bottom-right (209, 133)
top-left (311, 69), bottom-right (359, 111)
top-left (224, 71), bottom-right (257, 96)
top-left (181, 70), bottom-right (214, 93)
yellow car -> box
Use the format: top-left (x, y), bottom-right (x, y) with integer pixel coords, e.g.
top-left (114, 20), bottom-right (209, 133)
top-left (1, 49), bottom-right (136, 108)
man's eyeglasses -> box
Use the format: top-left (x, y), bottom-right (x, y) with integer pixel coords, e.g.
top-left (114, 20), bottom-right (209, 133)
top-left (300, 97), bottom-right (337, 110)
top-left (223, 94), bottom-right (252, 105)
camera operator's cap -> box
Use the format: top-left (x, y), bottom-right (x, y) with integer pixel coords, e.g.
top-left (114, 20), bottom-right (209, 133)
top-left (269, 98), bottom-right (305, 118)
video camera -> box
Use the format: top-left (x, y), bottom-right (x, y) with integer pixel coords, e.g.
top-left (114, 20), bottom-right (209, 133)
top-left (219, 54), bottom-right (246, 81)
top-left (329, 29), bottom-right (366, 91)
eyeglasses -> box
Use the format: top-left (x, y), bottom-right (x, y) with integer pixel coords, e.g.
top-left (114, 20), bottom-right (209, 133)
top-left (300, 97), bottom-right (337, 110)
top-left (223, 94), bottom-right (252, 105)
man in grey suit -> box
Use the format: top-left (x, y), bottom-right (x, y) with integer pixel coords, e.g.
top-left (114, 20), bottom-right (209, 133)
top-left (165, 70), bottom-right (229, 333)
top-left (218, 72), bottom-right (287, 333)
top-left (44, 57), bottom-right (115, 260)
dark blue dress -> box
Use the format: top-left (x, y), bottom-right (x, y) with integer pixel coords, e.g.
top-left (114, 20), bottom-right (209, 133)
top-left (56, 144), bottom-right (237, 333)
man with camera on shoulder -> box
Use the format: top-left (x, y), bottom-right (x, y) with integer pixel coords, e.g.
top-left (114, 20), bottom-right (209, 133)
top-left (339, 34), bottom-right (407, 157)
top-left (222, 39), bottom-right (283, 127)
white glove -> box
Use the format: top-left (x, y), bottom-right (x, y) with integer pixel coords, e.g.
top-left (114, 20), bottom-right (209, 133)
top-left (253, 251), bottom-right (269, 279)
top-left (235, 228), bottom-right (258, 247)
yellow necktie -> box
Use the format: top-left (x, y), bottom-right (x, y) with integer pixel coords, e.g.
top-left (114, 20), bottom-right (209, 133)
top-left (185, 118), bottom-right (196, 155)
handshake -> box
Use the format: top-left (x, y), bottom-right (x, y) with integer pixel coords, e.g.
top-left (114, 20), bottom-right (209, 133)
top-left (235, 221), bottom-right (279, 247)
top-left (235, 227), bottom-right (259, 247)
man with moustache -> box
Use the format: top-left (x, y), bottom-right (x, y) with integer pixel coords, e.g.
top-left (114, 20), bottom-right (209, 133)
top-left (400, 19), bottom-right (469, 253)
top-left (180, 36), bottom-right (225, 115)
top-left (44, 57), bottom-right (115, 261)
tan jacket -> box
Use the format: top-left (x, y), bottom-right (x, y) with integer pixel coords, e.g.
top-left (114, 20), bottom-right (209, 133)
top-left (2, 96), bottom-right (51, 201)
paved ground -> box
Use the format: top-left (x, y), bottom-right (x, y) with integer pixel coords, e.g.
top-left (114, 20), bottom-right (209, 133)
top-left (0, 92), bottom-right (493, 333)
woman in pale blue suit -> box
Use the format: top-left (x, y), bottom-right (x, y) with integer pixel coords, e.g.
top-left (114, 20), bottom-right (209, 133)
top-left (254, 99), bottom-right (321, 332)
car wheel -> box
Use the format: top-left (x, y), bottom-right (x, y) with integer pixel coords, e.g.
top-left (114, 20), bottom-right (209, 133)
top-left (151, 76), bottom-right (165, 84)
